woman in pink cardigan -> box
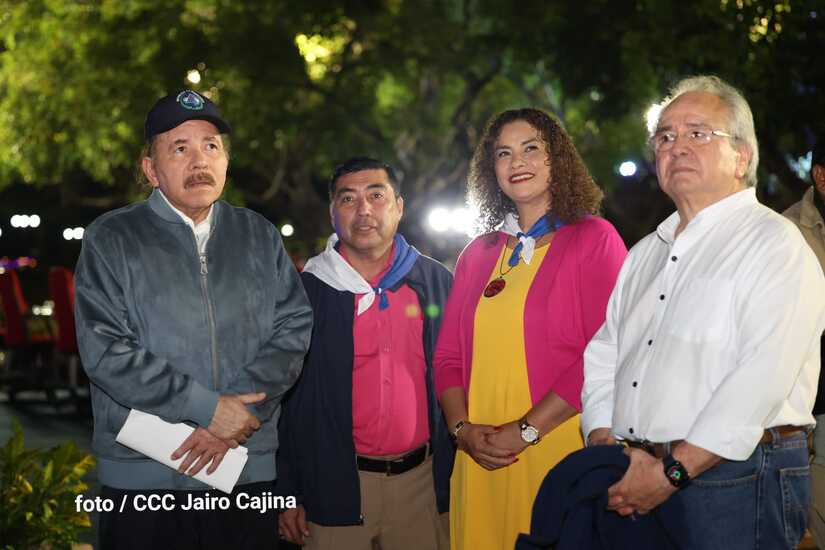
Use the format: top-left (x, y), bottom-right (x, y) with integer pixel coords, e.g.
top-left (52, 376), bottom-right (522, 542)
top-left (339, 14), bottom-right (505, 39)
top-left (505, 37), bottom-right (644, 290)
top-left (434, 108), bottom-right (627, 550)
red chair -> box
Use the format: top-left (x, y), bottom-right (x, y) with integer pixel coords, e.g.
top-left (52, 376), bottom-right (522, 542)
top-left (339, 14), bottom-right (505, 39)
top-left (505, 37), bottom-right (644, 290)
top-left (48, 267), bottom-right (85, 396)
top-left (0, 269), bottom-right (29, 347)
top-left (48, 267), bottom-right (77, 355)
top-left (0, 297), bottom-right (7, 344)
top-left (0, 270), bottom-right (55, 402)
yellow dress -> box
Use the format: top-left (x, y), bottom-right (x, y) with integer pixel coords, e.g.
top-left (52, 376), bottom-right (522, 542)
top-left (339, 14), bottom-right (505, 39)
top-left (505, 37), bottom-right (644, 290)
top-left (450, 243), bottom-right (583, 550)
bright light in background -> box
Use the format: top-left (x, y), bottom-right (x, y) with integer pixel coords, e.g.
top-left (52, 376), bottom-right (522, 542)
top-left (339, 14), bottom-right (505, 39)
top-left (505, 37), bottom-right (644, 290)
top-left (787, 150), bottom-right (812, 180)
top-left (32, 300), bottom-right (54, 317)
top-left (618, 161), bottom-right (637, 177)
top-left (186, 70), bottom-right (201, 84)
top-left (281, 224), bottom-right (295, 237)
top-left (10, 214), bottom-right (40, 228)
top-left (427, 207), bottom-right (451, 233)
top-left (63, 227), bottom-right (85, 241)
top-left (449, 207), bottom-right (475, 234)
top-left (0, 227), bottom-right (3, 238)
top-left (428, 205), bottom-right (477, 236)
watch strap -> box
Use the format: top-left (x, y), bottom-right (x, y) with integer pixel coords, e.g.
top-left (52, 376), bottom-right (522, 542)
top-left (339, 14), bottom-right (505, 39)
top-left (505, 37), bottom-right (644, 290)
top-left (662, 454), bottom-right (691, 488)
top-left (451, 419), bottom-right (467, 440)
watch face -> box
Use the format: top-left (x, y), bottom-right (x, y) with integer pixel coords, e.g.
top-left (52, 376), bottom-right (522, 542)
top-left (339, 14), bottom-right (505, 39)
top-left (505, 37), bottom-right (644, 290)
top-left (666, 464), bottom-right (684, 483)
top-left (521, 425), bottom-right (539, 443)
top-left (664, 460), bottom-right (690, 488)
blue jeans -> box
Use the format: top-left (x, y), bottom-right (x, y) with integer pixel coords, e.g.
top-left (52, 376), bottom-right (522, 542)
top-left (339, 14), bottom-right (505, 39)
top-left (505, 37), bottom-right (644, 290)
top-left (670, 429), bottom-right (810, 550)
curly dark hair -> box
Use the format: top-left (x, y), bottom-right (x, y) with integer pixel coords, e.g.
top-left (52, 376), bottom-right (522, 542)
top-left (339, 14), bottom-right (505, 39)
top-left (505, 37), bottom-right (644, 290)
top-left (468, 108), bottom-right (603, 233)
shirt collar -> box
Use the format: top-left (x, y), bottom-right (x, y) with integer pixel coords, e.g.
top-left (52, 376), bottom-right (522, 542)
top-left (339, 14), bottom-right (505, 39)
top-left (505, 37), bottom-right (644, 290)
top-left (156, 189), bottom-right (213, 233)
top-left (338, 241), bottom-right (396, 287)
top-left (793, 187), bottom-right (825, 229)
top-left (656, 187), bottom-right (757, 244)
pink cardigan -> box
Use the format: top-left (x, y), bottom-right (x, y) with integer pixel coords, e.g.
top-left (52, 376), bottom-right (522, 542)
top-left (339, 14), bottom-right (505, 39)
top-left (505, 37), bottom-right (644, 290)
top-left (433, 216), bottom-right (627, 411)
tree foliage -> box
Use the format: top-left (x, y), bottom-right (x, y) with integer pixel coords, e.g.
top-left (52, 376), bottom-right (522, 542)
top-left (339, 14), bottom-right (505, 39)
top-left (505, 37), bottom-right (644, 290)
top-left (1, 0), bottom-right (823, 253)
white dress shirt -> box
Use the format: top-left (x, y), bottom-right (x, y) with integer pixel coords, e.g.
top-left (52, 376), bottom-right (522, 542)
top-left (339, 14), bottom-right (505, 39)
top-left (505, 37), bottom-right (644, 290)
top-left (157, 190), bottom-right (213, 254)
top-left (582, 188), bottom-right (825, 460)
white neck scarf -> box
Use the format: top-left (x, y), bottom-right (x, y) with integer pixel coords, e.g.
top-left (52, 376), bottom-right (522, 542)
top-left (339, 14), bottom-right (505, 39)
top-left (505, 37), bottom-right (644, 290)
top-left (302, 234), bottom-right (378, 315)
top-left (499, 213), bottom-right (538, 265)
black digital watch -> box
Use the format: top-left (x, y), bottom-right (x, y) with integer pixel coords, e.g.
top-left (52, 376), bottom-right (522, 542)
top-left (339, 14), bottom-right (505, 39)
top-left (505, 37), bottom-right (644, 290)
top-left (662, 454), bottom-right (691, 489)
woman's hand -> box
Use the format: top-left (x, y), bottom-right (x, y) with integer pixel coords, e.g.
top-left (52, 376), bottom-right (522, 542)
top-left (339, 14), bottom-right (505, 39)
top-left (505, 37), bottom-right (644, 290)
top-left (485, 421), bottom-right (530, 456)
top-left (457, 423), bottom-right (518, 470)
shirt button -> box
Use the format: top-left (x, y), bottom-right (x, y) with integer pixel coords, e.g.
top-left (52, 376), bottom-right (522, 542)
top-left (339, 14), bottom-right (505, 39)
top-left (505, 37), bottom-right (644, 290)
top-left (659, 294), bottom-right (665, 300)
top-left (629, 428), bottom-right (635, 434)
top-left (632, 381), bottom-right (638, 387)
top-left (647, 339), bottom-right (653, 346)
top-left (671, 256), bottom-right (678, 262)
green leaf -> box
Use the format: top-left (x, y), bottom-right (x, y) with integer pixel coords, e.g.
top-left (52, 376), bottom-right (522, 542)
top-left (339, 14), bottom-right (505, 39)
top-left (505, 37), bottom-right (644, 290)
top-left (0, 420), bottom-right (95, 548)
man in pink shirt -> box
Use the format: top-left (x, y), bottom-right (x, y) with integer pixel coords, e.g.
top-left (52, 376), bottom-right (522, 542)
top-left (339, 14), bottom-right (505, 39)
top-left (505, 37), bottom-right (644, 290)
top-left (277, 157), bottom-right (454, 550)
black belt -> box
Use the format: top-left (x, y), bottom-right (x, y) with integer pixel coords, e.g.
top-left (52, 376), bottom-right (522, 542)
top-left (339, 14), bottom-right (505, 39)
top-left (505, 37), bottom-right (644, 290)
top-left (356, 443), bottom-right (432, 476)
top-left (626, 425), bottom-right (805, 459)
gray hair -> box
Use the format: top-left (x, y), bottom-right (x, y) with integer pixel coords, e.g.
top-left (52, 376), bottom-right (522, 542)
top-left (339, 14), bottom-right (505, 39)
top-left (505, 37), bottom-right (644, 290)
top-left (647, 75), bottom-right (759, 187)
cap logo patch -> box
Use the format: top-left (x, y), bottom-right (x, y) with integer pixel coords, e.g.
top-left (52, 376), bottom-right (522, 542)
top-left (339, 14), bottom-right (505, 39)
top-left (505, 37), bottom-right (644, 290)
top-left (176, 90), bottom-right (205, 111)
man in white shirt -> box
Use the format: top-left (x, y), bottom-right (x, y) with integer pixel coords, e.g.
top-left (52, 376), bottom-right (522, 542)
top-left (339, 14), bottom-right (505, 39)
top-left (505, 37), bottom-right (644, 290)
top-left (581, 75), bottom-right (825, 549)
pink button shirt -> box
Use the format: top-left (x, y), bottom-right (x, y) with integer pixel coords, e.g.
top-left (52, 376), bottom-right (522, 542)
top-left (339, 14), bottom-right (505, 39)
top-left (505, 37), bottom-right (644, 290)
top-left (346, 249), bottom-right (430, 456)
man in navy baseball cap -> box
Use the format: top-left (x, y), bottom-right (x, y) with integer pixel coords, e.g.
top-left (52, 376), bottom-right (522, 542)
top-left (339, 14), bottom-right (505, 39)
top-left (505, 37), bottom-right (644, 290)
top-left (73, 85), bottom-right (313, 549)
top-left (139, 89), bottom-right (232, 224)
top-left (144, 89), bottom-right (232, 143)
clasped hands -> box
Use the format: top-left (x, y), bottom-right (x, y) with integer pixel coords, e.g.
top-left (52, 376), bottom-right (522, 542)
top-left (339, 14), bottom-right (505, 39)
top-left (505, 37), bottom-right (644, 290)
top-left (171, 392), bottom-right (266, 476)
top-left (587, 428), bottom-right (677, 517)
top-left (456, 420), bottom-right (530, 470)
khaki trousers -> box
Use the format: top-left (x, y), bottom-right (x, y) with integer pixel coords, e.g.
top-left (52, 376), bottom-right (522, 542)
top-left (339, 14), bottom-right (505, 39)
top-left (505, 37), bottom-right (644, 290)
top-left (305, 455), bottom-right (448, 550)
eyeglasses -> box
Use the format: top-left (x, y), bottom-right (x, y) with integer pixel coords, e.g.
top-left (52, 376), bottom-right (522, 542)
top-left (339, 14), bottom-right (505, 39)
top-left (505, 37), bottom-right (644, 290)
top-left (649, 127), bottom-right (734, 153)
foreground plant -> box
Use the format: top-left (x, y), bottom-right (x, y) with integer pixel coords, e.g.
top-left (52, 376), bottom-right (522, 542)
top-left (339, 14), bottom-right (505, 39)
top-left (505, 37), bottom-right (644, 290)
top-left (0, 420), bottom-right (95, 550)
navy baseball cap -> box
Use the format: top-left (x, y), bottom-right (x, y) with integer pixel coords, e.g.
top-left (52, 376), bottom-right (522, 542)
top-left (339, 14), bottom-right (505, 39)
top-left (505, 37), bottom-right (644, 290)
top-left (144, 90), bottom-right (232, 142)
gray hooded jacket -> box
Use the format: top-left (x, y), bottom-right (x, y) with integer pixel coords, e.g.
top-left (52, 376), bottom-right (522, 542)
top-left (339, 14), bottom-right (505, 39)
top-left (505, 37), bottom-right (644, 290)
top-left (74, 189), bottom-right (312, 490)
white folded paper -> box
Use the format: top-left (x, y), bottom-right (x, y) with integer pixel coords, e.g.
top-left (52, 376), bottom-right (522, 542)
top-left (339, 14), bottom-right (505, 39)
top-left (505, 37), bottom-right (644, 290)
top-left (116, 409), bottom-right (248, 494)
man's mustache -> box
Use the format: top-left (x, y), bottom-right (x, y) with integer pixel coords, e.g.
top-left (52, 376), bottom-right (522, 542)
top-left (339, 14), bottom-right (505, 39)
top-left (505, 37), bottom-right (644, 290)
top-left (184, 172), bottom-right (216, 187)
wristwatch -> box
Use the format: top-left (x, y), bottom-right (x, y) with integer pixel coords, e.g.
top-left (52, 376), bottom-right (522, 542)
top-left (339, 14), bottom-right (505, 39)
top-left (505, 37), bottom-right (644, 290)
top-left (519, 417), bottom-right (540, 445)
top-left (662, 454), bottom-right (691, 489)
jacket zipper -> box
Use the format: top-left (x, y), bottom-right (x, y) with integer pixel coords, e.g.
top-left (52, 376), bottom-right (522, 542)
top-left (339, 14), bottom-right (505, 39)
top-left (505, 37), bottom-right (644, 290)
top-left (200, 253), bottom-right (220, 390)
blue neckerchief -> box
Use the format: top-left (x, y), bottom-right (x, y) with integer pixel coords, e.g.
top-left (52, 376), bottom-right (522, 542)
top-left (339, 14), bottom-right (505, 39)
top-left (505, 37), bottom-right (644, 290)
top-left (374, 234), bottom-right (420, 309)
top-left (508, 216), bottom-right (564, 267)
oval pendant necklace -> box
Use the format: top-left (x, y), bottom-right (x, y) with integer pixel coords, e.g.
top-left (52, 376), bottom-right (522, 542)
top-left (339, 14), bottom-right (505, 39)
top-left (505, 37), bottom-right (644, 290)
top-left (484, 241), bottom-right (517, 298)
